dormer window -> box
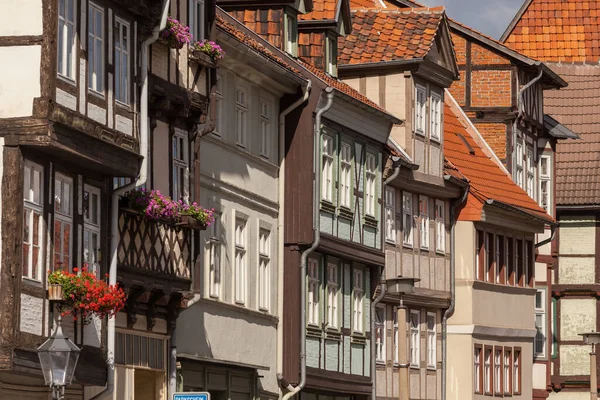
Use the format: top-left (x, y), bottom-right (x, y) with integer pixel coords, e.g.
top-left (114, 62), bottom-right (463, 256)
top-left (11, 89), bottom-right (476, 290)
top-left (189, 0), bottom-right (205, 40)
top-left (284, 12), bottom-right (298, 56)
top-left (325, 35), bottom-right (337, 76)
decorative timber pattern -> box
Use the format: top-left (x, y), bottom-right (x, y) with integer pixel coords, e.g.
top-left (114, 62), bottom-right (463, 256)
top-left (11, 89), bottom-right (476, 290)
top-left (117, 209), bottom-right (193, 279)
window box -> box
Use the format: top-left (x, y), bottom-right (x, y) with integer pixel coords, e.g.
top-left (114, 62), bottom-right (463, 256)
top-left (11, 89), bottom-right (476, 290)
top-left (189, 49), bottom-right (218, 68)
top-left (48, 284), bottom-right (65, 301)
top-left (177, 214), bottom-right (208, 230)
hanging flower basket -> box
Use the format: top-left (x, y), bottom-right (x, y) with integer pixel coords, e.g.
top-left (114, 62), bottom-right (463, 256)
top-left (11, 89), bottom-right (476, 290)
top-left (189, 50), bottom-right (218, 68)
top-left (178, 214), bottom-right (208, 230)
top-left (159, 17), bottom-right (192, 49)
top-left (190, 40), bottom-right (225, 67)
top-left (48, 284), bottom-right (64, 301)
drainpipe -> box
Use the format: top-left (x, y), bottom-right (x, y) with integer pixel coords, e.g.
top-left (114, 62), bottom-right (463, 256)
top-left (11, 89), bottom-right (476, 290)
top-left (277, 81), bottom-right (312, 385)
top-left (384, 160), bottom-right (401, 186)
top-left (89, 2), bottom-right (170, 398)
top-left (370, 269), bottom-right (387, 400)
top-left (279, 87), bottom-right (334, 400)
top-left (441, 181), bottom-right (469, 400)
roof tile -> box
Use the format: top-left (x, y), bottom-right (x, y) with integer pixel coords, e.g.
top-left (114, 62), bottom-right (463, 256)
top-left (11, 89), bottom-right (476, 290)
top-left (299, 0), bottom-right (340, 21)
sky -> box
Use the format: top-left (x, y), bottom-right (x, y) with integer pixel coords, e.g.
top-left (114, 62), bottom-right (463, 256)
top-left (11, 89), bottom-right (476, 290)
top-left (418, 0), bottom-right (526, 39)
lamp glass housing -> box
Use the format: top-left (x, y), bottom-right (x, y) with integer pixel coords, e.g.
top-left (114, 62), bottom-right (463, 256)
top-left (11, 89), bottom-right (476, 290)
top-left (385, 277), bottom-right (421, 295)
top-left (579, 332), bottom-right (600, 345)
top-left (37, 328), bottom-right (80, 386)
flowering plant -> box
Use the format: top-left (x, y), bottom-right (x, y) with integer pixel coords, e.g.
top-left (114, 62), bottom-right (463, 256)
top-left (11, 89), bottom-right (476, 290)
top-left (192, 40), bottom-right (225, 61)
top-left (48, 267), bottom-right (126, 323)
top-left (123, 188), bottom-right (215, 227)
top-left (160, 17), bottom-right (192, 49)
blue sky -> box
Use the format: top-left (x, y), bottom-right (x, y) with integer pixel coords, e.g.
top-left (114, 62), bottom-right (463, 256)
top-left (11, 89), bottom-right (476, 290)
top-left (418, 0), bottom-right (526, 39)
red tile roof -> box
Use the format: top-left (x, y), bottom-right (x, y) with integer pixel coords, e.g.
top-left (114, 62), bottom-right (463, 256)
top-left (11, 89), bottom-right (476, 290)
top-left (299, 0), bottom-right (339, 21)
top-left (444, 92), bottom-right (553, 223)
top-left (339, 7), bottom-right (445, 65)
top-left (502, 0), bottom-right (600, 63)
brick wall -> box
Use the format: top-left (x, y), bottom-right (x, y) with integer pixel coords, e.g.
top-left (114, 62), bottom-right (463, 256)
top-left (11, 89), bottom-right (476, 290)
top-left (452, 33), bottom-right (467, 65)
top-left (472, 122), bottom-right (507, 160)
top-left (471, 70), bottom-right (512, 107)
top-left (471, 43), bottom-right (510, 65)
top-left (448, 77), bottom-right (465, 105)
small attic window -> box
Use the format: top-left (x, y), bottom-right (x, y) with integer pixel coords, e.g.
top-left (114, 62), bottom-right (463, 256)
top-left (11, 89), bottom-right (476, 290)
top-left (457, 133), bottom-right (475, 155)
top-left (325, 35), bottom-right (338, 77)
top-left (284, 11), bottom-right (298, 57)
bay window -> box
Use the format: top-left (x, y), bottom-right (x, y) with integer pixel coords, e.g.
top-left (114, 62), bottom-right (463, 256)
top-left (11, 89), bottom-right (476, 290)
top-left (83, 185), bottom-right (101, 277)
top-left (340, 142), bottom-right (352, 208)
top-left (54, 174), bottom-right (73, 271)
top-left (57, 0), bottom-right (76, 79)
top-left (23, 161), bottom-right (44, 281)
top-left (88, 3), bottom-right (105, 93)
top-left (321, 135), bottom-right (334, 202)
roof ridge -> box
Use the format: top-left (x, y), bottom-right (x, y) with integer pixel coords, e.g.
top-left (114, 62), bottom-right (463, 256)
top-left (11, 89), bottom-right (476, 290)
top-left (351, 5), bottom-right (444, 13)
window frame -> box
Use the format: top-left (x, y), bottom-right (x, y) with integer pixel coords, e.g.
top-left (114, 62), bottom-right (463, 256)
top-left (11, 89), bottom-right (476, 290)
top-left (171, 129), bottom-right (189, 202)
top-left (83, 184), bottom-right (101, 278)
top-left (409, 309), bottom-right (420, 368)
top-left (526, 147), bottom-right (535, 199)
top-left (284, 11), bottom-right (298, 57)
top-left (539, 154), bottom-right (551, 214)
top-left (23, 161), bottom-right (45, 282)
top-left (213, 74), bottom-right (224, 137)
top-left (402, 192), bottom-right (413, 247)
top-left (57, 0), bottom-right (76, 80)
top-left (375, 305), bottom-right (386, 364)
top-left (326, 261), bottom-right (340, 330)
top-left (188, 0), bottom-right (205, 41)
top-left (435, 200), bottom-right (444, 253)
top-left (234, 217), bottom-right (247, 305)
top-left (414, 84), bottom-right (426, 136)
top-left (352, 268), bottom-right (364, 334)
top-left (476, 229), bottom-right (485, 281)
top-left (208, 213), bottom-right (222, 299)
top-left (485, 231), bottom-right (495, 283)
top-left (88, 2), bottom-right (105, 94)
top-left (430, 91), bottom-right (442, 141)
top-left (515, 140), bottom-right (524, 189)
top-left (385, 186), bottom-right (396, 243)
top-left (54, 172), bottom-right (74, 273)
top-left (235, 84), bottom-right (249, 148)
top-left (325, 34), bottom-right (338, 76)
top-left (393, 307), bottom-right (399, 364)
top-left (494, 347), bottom-right (503, 395)
top-left (535, 288), bottom-right (547, 359)
top-left (426, 312), bottom-right (436, 370)
top-left (114, 17), bottom-right (130, 105)
top-left (339, 141), bottom-right (353, 209)
top-left (307, 258), bottom-right (320, 327)
top-left (513, 348), bottom-right (522, 395)
top-left (484, 346), bottom-right (493, 395)
top-left (321, 134), bottom-right (335, 203)
top-left (258, 228), bottom-right (271, 312)
top-left (504, 348), bottom-right (512, 395)
top-left (259, 98), bottom-right (273, 159)
top-left (419, 196), bottom-right (429, 249)
top-left (474, 344), bottom-right (483, 394)
top-left (365, 152), bottom-right (377, 218)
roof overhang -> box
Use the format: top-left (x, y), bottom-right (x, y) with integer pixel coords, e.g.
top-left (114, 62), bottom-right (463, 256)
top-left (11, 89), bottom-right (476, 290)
top-left (485, 199), bottom-right (556, 227)
top-left (543, 114), bottom-right (580, 140)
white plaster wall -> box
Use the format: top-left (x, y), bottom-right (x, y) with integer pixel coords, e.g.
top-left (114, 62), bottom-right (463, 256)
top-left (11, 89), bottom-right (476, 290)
top-left (532, 363), bottom-right (546, 389)
top-left (19, 293), bottom-right (43, 336)
top-left (549, 390), bottom-right (591, 400)
top-left (558, 257), bottom-right (595, 284)
top-left (0, 46), bottom-right (41, 117)
top-left (559, 216), bottom-right (596, 255)
top-left (0, 0), bottom-right (43, 35)
top-left (152, 121), bottom-right (170, 195)
top-left (559, 345), bottom-right (590, 376)
top-left (560, 298), bottom-right (595, 341)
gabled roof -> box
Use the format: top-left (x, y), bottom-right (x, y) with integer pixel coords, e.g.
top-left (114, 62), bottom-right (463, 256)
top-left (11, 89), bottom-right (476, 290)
top-left (544, 114), bottom-right (579, 140)
top-left (338, 7), bottom-right (446, 65)
top-left (443, 90), bottom-right (554, 224)
top-left (501, 0), bottom-right (600, 63)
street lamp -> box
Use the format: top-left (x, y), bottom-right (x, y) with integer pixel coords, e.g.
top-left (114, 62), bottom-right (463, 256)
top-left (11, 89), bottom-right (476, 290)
top-left (386, 276), bottom-right (420, 400)
top-left (37, 314), bottom-right (81, 400)
top-left (579, 332), bottom-right (600, 400)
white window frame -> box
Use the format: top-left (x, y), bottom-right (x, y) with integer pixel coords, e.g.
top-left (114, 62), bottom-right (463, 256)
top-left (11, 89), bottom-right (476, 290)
top-left (539, 154), bottom-right (551, 214)
top-left (23, 161), bottom-right (44, 281)
top-left (430, 92), bottom-right (442, 141)
top-left (513, 350), bottom-right (520, 393)
top-left (321, 135), bottom-right (334, 202)
top-left (419, 195), bottom-right (429, 249)
top-left (352, 268), bottom-right (364, 334)
top-left (415, 84), bottom-right (426, 136)
top-left (385, 186), bottom-right (396, 243)
top-left (435, 200), bottom-right (444, 253)
top-left (365, 153), bottom-right (377, 217)
top-left (474, 346), bottom-right (482, 394)
top-left (88, 2), bottom-right (105, 93)
top-left (325, 35), bottom-right (337, 76)
top-left (393, 307), bottom-right (399, 364)
top-left (339, 142), bottom-right (352, 208)
top-left (284, 12), bottom-right (298, 56)
top-left (307, 259), bottom-right (320, 326)
top-left (54, 173), bottom-right (74, 272)
top-left (213, 74), bottom-right (224, 137)
top-left (114, 17), bottom-right (130, 105)
top-left (260, 99), bottom-right (272, 159)
top-left (426, 312), bottom-right (436, 369)
top-left (188, 0), bottom-right (205, 41)
top-left (375, 306), bottom-right (386, 363)
top-left (515, 140), bottom-right (524, 188)
top-left (409, 310), bottom-right (420, 368)
top-left (258, 228), bottom-right (271, 312)
top-left (326, 262), bottom-right (339, 330)
top-left (494, 349), bottom-right (502, 394)
top-left (234, 218), bottom-right (247, 305)
top-left (484, 348), bottom-right (492, 394)
top-left (526, 148), bottom-right (535, 198)
top-left (504, 349), bottom-right (512, 395)
top-left (57, 0), bottom-right (76, 80)
top-left (208, 214), bottom-right (221, 299)
top-left (172, 129), bottom-right (189, 202)
top-left (236, 85), bottom-right (248, 148)
top-left (403, 192), bottom-right (413, 246)
top-left (535, 288), bottom-right (547, 358)
top-left (83, 184), bottom-right (101, 278)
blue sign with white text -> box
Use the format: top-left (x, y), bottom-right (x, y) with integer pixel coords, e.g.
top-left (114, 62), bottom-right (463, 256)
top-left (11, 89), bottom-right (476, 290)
top-left (174, 392), bottom-right (210, 400)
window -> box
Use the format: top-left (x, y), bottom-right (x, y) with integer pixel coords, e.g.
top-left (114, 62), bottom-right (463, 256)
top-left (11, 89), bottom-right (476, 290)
top-left (307, 259), bottom-right (320, 326)
top-left (419, 196), bottom-right (429, 249)
top-left (486, 232), bottom-right (494, 283)
top-left (494, 348), bottom-right (502, 394)
top-left (513, 349), bottom-right (521, 394)
top-left (353, 269), bottom-right (364, 333)
top-left (325, 35), bottom-right (337, 76)
top-left (57, 0), bottom-right (76, 79)
top-left (188, 0), bottom-right (205, 40)
top-left (526, 240), bottom-right (534, 287)
top-left (234, 218), bottom-right (247, 305)
top-left (409, 310), bottom-right (420, 367)
top-left (172, 130), bottom-right (189, 202)
top-left (516, 239), bottom-right (523, 286)
top-left (426, 312), bottom-right (436, 369)
top-left (258, 229), bottom-right (271, 311)
top-left (326, 262), bottom-right (339, 329)
top-left (415, 85), bottom-right (426, 135)
top-left (375, 306), bottom-right (385, 363)
top-left (83, 185), bottom-right (101, 277)
top-left (484, 347), bottom-right (492, 394)
top-left (393, 308), bottom-right (399, 364)
top-left (474, 346), bottom-right (482, 394)
top-left (385, 187), bottom-right (396, 243)
top-left (260, 100), bottom-right (272, 159)
top-left (497, 235), bottom-right (506, 284)
top-left (54, 174), bottom-right (73, 271)
top-left (114, 18), bottom-right (130, 104)
top-left (321, 135), bottom-right (334, 202)
top-left (539, 155), bottom-right (551, 214)
top-left (236, 87), bottom-right (248, 147)
top-left (515, 141), bottom-right (524, 188)
top-left (208, 214), bottom-right (221, 299)
top-left (340, 143), bottom-right (352, 208)
top-left (504, 349), bottom-right (512, 395)
top-left (535, 289), bottom-right (546, 358)
top-left (435, 200), bottom-right (444, 253)
top-left (88, 3), bottom-right (104, 93)
top-left (284, 12), bottom-right (298, 56)
top-left (213, 75), bottom-right (223, 136)
top-left (23, 162), bottom-right (44, 281)
top-left (365, 153), bottom-right (377, 217)
top-left (403, 192), bottom-right (413, 246)
top-left (551, 298), bottom-right (558, 358)
top-left (430, 92), bottom-right (442, 141)
top-left (476, 230), bottom-right (484, 281)
top-left (507, 237), bottom-right (515, 285)
top-left (526, 148), bottom-right (535, 198)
